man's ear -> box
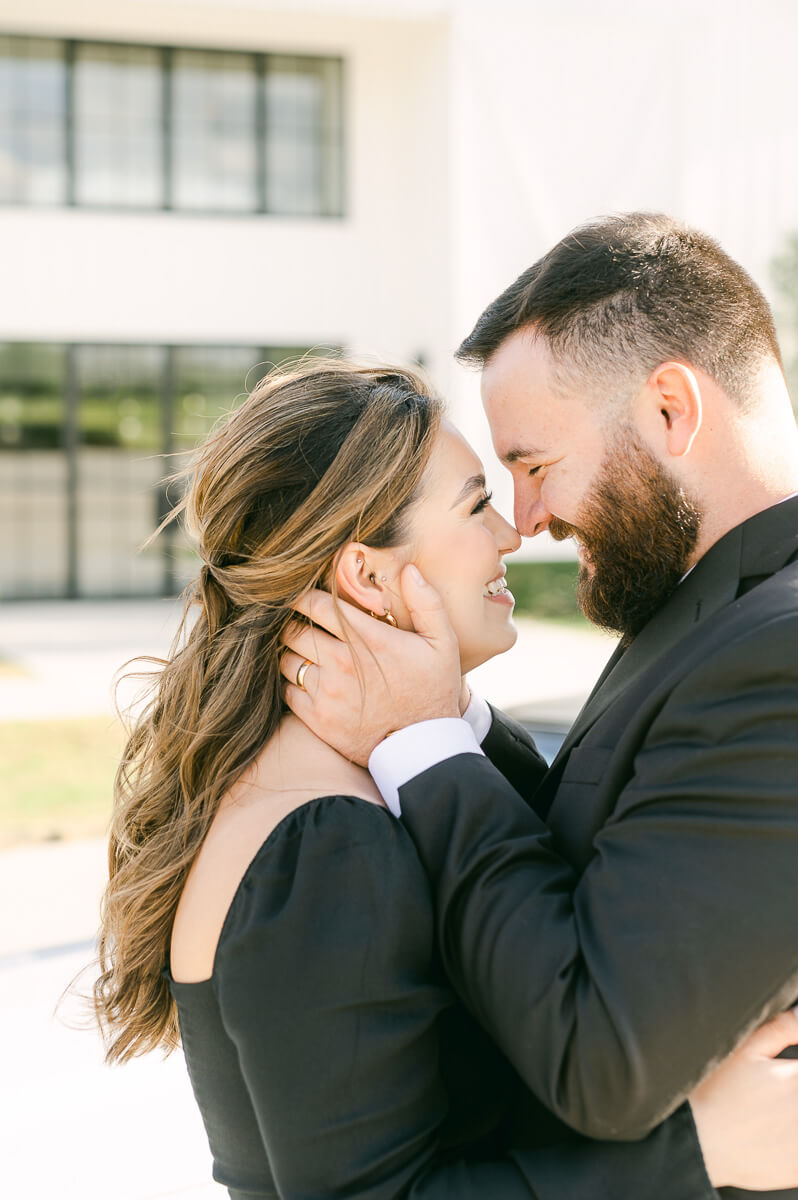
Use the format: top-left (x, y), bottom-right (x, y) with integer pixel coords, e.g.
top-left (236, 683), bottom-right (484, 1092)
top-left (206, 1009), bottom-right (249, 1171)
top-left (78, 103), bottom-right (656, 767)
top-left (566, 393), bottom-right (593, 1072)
top-left (334, 542), bottom-right (392, 616)
top-left (642, 361), bottom-right (703, 457)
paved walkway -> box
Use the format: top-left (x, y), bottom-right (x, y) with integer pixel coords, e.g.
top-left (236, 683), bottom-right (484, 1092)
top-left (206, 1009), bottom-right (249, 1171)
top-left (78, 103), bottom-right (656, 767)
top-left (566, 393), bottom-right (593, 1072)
top-left (0, 599), bottom-right (616, 1199)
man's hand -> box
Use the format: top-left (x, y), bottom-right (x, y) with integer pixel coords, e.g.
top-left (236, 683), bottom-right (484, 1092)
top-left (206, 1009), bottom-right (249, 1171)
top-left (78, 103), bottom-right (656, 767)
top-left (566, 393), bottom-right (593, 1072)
top-left (280, 564), bottom-right (461, 765)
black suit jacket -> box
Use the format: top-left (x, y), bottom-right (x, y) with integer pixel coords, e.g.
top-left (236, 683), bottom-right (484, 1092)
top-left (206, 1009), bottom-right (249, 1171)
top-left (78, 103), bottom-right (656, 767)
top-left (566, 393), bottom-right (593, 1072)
top-left (399, 496), bottom-right (798, 1199)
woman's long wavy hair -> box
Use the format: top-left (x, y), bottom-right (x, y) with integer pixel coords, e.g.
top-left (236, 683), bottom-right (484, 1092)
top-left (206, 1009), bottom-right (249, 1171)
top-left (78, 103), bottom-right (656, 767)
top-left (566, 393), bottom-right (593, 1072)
top-left (94, 357), bottom-right (442, 1064)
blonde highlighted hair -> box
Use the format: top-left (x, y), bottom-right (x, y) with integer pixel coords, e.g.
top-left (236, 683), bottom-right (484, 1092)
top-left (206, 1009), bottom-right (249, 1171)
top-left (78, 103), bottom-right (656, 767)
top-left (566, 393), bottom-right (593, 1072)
top-left (94, 357), bottom-right (442, 1063)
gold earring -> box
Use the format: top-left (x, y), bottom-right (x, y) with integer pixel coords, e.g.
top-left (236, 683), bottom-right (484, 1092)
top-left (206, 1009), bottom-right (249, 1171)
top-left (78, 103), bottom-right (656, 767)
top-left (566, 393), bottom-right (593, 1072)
top-left (369, 610), bottom-right (398, 627)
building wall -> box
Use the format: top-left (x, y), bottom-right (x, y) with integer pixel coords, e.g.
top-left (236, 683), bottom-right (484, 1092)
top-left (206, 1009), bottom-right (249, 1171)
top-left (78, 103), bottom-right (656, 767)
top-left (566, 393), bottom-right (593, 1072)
top-left (0, 1), bottom-right (453, 381)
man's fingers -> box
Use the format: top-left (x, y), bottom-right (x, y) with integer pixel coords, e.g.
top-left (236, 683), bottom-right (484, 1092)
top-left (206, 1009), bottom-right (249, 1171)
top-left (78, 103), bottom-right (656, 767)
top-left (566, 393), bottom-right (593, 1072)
top-left (292, 588), bottom-right (375, 641)
top-left (282, 622), bottom-right (340, 667)
top-left (739, 1009), bottom-right (798, 1059)
top-left (279, 649), bottom-right (318, 697)
top-left (399, 563), bottom-right (455, 645)
top-left (282, 680), bottom-right (315, 722)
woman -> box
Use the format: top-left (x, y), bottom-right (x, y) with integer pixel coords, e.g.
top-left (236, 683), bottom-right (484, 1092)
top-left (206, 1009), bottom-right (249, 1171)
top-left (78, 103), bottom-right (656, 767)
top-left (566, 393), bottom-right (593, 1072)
top-left (95, 358), bottom-right (798, 1198)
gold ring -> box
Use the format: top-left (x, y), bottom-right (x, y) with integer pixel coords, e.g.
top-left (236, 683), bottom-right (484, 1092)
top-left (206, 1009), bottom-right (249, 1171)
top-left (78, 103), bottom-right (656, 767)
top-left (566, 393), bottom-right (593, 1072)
top-left (295, 658), bottom-right (313, 691)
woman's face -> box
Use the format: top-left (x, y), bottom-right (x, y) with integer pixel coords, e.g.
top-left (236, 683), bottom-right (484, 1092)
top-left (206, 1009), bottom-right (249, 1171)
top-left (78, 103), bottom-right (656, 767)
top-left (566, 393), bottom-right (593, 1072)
top-left (396, 422), bottom-right (522, 674)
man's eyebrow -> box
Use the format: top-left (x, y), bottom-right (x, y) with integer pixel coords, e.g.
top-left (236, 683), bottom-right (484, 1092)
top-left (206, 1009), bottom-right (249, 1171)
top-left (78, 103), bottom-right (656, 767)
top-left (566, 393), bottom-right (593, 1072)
top-left (450, 473), bottom-right (486, 508)
top-left (502, 445), bottom-right (543, 465)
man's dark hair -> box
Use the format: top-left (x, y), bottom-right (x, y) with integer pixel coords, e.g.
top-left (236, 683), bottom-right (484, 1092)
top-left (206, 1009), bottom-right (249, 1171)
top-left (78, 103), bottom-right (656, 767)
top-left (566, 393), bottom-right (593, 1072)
top-left (456, 212), bottom-right (782, 408)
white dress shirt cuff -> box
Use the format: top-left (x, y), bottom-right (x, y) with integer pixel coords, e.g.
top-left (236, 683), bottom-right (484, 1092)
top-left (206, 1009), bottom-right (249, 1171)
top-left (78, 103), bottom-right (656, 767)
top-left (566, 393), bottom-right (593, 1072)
top-left (368, 717), bottom-right (485, 817)
top-left (462, 689), bottom-right (493, 744)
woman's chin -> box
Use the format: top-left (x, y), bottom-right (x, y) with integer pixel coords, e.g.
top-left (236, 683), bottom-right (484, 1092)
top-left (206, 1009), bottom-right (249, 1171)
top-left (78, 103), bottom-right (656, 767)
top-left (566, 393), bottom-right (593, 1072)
top-left (460, 622), bottom-right (518, 674)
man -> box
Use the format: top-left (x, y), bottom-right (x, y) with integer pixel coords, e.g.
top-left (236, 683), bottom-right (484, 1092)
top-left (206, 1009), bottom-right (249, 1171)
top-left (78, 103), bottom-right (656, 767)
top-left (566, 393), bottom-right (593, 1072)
top-left (283, 214), bottom-right (798, 1195)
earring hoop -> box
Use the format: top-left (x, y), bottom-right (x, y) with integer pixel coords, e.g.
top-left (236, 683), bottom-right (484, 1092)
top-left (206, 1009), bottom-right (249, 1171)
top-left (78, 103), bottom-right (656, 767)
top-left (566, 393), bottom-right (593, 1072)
top-left (369, 610), bottom-right (398, 627)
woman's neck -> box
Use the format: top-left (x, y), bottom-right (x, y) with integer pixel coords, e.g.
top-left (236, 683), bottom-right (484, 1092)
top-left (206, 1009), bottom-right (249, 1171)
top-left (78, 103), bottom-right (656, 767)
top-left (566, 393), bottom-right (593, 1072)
top-left (239, 712), bottom-right (383, 806)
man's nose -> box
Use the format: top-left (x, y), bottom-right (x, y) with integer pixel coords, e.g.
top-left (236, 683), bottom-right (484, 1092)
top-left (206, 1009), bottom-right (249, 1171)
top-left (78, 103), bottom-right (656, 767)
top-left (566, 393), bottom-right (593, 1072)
top-left (514, 489), bottom-right (552, 537)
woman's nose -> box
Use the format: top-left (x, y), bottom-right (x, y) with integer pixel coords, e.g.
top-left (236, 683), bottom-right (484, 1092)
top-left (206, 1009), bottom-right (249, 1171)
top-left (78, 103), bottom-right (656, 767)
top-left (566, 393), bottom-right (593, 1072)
top-left (493, 511), bottom-right (522, 553)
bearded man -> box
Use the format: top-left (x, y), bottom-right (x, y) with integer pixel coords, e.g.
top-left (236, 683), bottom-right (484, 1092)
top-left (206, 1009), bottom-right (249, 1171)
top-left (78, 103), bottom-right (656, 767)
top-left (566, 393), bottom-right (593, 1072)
top-left (283, 213), bottom-right (798, 1197)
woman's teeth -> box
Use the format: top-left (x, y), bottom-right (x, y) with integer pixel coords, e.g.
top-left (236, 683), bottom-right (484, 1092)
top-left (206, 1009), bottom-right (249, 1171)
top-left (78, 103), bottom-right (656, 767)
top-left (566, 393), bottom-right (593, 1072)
top-left (484, 577), bottom-right (508, 597)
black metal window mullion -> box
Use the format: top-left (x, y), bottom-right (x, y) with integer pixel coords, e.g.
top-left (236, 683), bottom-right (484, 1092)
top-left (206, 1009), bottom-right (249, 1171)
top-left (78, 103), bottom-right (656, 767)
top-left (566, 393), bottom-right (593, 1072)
top-left (335, 57), bottom-right (347, 220)
top-left (160, 345), bottom-right (177, 594)
top-left (160, 46), bottom-right (173, 210)
top-left (64, 343), bottom-right (79, 597)
top-left (255, 53), bottom-right (267, 214)
top-left (64, 40), bottom-right (76, 207)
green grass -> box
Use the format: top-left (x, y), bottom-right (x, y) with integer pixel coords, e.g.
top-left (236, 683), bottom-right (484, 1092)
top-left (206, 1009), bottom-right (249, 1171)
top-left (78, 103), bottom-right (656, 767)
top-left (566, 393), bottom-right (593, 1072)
top-left (506, 560), bottom-right (590, 626)
top-left (0, 716), bottom-right (125, 847)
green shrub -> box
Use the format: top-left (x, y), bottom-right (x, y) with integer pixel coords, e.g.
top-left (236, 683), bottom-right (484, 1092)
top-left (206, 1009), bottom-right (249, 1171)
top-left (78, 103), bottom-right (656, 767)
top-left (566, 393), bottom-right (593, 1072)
top-left (506, 560), bottom-right (586, 624)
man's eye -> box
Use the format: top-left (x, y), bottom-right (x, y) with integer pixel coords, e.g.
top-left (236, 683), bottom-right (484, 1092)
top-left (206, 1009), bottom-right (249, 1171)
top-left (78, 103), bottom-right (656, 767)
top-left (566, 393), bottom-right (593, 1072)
top-left (471, 490), bottom-right (493, 515)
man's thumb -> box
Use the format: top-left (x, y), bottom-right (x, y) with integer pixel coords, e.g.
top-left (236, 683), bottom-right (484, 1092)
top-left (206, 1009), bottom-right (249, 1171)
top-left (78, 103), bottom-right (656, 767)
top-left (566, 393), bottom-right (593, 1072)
top-left (399, 564), bottom-right (453, 643)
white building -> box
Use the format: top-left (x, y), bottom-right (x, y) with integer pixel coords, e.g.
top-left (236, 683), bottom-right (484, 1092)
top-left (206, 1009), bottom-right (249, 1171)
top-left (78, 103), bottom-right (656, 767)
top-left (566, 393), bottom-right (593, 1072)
top-left (2, 0), bottom-right (797, 598)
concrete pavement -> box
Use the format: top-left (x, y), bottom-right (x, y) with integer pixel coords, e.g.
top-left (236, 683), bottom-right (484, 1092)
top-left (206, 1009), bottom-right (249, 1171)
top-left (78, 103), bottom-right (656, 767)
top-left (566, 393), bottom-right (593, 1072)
top-left (0, 598), bottom-right (616, 1200)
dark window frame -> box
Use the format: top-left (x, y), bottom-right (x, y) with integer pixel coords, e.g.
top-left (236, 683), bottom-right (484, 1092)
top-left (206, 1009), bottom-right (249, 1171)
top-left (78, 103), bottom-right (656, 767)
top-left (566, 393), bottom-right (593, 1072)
top-left (0, 33), bottom-right (346, 219)
top-left (0, 339), bottom-right (329, 600)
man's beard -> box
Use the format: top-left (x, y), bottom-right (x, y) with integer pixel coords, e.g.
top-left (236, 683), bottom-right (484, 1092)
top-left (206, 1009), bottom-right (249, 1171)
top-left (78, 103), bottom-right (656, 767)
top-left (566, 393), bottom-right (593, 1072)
top-left (549, 429), bottom-right (703, 641)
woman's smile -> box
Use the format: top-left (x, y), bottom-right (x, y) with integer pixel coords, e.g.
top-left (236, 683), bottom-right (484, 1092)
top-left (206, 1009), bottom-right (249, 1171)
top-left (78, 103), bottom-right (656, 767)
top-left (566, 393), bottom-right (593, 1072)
top-left (484, 569), bottom-right (514, 605)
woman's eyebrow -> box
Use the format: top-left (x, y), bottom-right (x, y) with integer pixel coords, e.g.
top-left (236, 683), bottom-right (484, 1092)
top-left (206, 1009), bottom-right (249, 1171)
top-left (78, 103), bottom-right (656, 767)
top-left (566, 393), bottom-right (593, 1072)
top-left (450, 473), bottom-right (486, 509)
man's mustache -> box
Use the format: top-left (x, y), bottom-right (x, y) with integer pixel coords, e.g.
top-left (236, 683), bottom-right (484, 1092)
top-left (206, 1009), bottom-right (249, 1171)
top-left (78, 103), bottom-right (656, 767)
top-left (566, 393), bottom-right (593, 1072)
top-left (548, 517), bottom-right (582, 543)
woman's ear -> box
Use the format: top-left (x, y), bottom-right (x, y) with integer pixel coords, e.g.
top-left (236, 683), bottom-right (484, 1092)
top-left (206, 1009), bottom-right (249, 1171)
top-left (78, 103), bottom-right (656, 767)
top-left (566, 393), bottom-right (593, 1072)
top-left (644, 362), bottom-right (703, 457)
top-left (334, 543), bottom-right (392, 616)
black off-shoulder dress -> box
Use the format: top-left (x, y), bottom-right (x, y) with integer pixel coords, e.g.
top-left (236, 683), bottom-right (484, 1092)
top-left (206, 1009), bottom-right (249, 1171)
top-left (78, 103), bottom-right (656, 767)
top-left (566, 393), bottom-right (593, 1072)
top-left (165, 793), bottom-right (714, 1200)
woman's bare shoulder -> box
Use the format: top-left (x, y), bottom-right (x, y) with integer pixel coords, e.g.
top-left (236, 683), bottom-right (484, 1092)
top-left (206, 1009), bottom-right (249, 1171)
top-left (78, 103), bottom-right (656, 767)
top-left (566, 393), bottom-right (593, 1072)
top-left (170, 718), bottom-right (385, 984)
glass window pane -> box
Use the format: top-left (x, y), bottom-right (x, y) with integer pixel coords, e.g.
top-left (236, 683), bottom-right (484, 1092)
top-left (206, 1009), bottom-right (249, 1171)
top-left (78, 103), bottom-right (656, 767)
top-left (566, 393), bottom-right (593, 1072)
top-left (170, 347), bottom-right (272, 586)
top-left (0, 37), bottom-right (66, 205)
top-left (172, 50), bottom-right (257, 212)
top-left (264, 56), bottom-right (343, 217)
top-left (74, 43), bottom-right (163, 207)
top-left (0, 342), bottom-right (68, 597)
top-left (76, 345), bottom-right (166, 596)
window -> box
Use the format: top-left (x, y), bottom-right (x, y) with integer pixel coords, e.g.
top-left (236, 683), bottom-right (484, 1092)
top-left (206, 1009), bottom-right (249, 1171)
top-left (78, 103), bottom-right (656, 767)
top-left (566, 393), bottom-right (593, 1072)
top-left (265, 56), bottom-right (344, 217)
top-left (0, 37), bottom-right (66, 204)
top-left (0, 342), bottom-right (315, 599)
top-left (74, 43), bottom-right (163, 207)
top-left (172, 50), bottom-right (258, 212)
top-left (0, 342), bottom-right (69, 597)
top-left (0, 36), bottom-right (344, 216)
top-left (76, 344), bottom-right (167, 596)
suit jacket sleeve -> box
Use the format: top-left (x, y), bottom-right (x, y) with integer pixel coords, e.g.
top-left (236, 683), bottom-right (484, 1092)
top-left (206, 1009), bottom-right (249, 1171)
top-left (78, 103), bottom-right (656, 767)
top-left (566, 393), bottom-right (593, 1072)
top-left (480, 704), bottom-right (549, 805)
top-left (215, 798), bottom-right (715, 1200)
top-left (397, 613), bottom-right (798, 1142)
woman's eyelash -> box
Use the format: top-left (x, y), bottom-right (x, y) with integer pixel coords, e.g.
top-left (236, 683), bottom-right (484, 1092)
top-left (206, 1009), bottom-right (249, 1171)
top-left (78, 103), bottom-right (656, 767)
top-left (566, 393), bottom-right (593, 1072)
top-left (527, 465), bottom-right (542, 477)
top-left (471, 490), bottom-right (493, 514)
